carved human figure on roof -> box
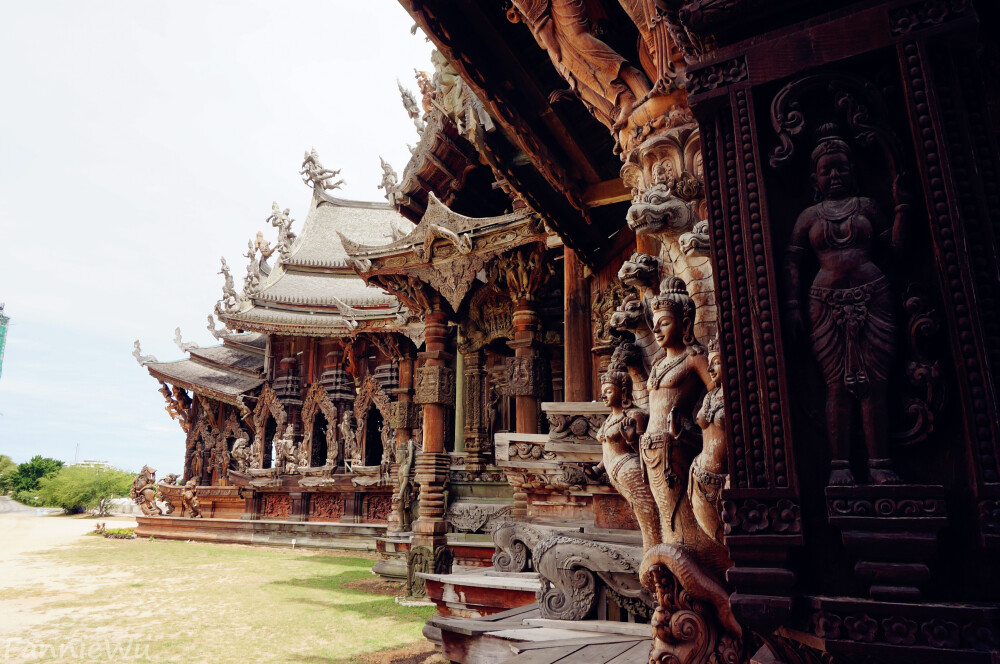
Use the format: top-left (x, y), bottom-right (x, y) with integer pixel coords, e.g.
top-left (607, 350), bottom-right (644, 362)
top-left (784, 127), bottom-right (906, 487)
top-left (299, 148), bottom-right (344, 191)
top-left (414, 69), bottom-right (435, 114)
top-left (508, 0), bottom-right (651, 129)
top-left (397, 79), bottom-right (425, 135)
top-left (378, 156), bottom-right (399, 206)
top-left (267, 202), bottom-right (297, 263)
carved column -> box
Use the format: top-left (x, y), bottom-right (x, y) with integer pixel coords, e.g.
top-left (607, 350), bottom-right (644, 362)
top-left (563, 246), bottom-right (591, 402)
top-left (388, 353), bottom-right (419, 535)
top-left (410, 304), bottom-right (454, 582)
top-left (509, 302), bottom-right (545, 434)
top-left (462, 349), bottom-right (490, 471)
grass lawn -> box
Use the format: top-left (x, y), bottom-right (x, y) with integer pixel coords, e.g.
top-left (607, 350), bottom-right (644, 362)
top-left (8, 533), bottom-right (436, 663)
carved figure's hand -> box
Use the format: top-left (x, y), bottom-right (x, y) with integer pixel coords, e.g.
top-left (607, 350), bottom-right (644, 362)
top-left (892, 172), bottom-right (912, 206)
top-left (583, 463), bottom-right (602, 481)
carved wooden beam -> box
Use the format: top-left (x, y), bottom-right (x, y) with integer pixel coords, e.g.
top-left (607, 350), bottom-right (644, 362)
top-left (582, 178), bottom-right (632, 207)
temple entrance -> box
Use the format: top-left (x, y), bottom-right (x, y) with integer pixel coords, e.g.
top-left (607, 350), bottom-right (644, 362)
top-left (311, 412), bottom-right (329, 467)
top-left (364, 409), bottom-right (383, 466)
top-left (262, 416), bottom-right (277, 469)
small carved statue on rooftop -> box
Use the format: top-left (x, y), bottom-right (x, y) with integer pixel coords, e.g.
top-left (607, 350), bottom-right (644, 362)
top-left (586, 362), bottom-right (661, 551)
top-left (299, 148), bottom-right (344, 191)
top-left (181, 479), bottom-right (202, 518)
top-left (397, 79), bottom-right (425, 135)
top-left (267, 202), bottom-right (297, 263)
top-left (784, 127), bottom-right (905, 486)
top-left (396, 438), bottom-right (417, 531)
top-left (690, 337), bottom-right (726, 543)
top-left (130, 466), bottom-right (162, 517)
top-left (378, 156), bottom-right (399, 206)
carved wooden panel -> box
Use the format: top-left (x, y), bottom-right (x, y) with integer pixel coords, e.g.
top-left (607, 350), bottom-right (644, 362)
top-left (308, 493), bottom-right (345, 521)
top-left (414, 365), bottom-right (456, 405)
top-left (261, 493), bottom-right (291, 520)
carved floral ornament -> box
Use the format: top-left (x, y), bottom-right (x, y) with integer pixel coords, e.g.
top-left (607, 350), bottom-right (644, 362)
top-left (414, 365), bottom-right (456, 406)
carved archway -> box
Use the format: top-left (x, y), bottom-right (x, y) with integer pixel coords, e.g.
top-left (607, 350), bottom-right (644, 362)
top-left (302, 382), bottom-right (339, 467)
top-left (354, 374), bottom-right (393, 465)
top-left (252, 384), bottom-right (287, 469)
top-left (185, 412), bottom-right (218, 483)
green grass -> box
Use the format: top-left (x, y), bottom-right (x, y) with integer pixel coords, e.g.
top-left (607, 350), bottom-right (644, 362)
top-left (12, 537), bottom-right (435, 663)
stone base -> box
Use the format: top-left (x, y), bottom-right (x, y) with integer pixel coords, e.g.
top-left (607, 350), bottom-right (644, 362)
top-left (135, 516), bottom-right (385, 550)
top-left (374, 533), bottom-right (412, 581)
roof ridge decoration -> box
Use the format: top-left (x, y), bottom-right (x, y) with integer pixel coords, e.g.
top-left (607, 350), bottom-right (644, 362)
top-left (206, 314), bottom-right (225, 341)
top-left (214, 257), bottom-right (241, 319)
top-left (300, 148), bottom-right (344, 192)
top-left (398, 79), bottom-right (425, 136)
top-left (132, 340), bottom-right (157, 366)
top-left (173, 327), bottom-right (199, 353)
top-left (267, 202), bottom-right (297, 264)
top-left (378, 157), bottom-right (400, 206)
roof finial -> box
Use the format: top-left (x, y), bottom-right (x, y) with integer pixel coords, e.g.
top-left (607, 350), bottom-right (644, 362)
top-left (299, 148), bottom-right (344, 191)
top-left (215, 257), bottom-right (241, 317)
top-left (132, 340), bottom-right (157, 366)
top-left (173, 327), bottom-right (199, 353)
top-left (206, 314), bottom-right (224, 340)
top-left (397, 79), bottom-right (425, 135)
top-left (267, 202), bottom-right (297, 263)
top-left (378, 156), bottom-right (399, 206)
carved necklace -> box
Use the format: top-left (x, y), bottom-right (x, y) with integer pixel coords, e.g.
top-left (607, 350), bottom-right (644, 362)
top-left (819, 197), bottom-right (860, 249)
top-left (600, 411), bottom-right (627, 441)
top-left (648, 348), bottom-right (690, 391)
top-left (702, 387), bottom-right (725, 424)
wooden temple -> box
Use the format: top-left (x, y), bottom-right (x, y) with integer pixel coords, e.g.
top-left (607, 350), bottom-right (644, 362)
top-left (135, 1), bottom-right (1000, 662)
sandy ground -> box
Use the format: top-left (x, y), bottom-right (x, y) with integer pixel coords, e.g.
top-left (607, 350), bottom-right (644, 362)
top-left (0, 498), bottom-right (138, 640)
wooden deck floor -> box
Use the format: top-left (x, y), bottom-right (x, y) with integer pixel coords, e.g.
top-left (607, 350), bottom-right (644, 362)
top-left (431, 604), bottom-right (651, 664)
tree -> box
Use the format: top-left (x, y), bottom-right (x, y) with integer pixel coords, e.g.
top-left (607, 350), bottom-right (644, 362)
top-left (0, 454), bottom-right (16, 494)
top-left (9, 455), bottom-right (63, 504)
top-left (35, 466), bottom-right (134, 515)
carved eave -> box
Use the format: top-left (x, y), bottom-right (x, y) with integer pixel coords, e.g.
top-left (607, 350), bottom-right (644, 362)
top-left (393, 109), bottom-right (483, 222)
top-left (145, 343), bottom-right (264, 407)
top-left (398, 0), bottom-right (634, 267)
top-left (340, 192), bottom-right (549, 311)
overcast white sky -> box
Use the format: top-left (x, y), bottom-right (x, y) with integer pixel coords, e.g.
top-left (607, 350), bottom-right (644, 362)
top-left (0, 1), bottom-right (435, 474)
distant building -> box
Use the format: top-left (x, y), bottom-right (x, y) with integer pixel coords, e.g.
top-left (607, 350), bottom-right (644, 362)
top-left (0, 303), bottom-right (8, 380)
top-left (69, 460), bottom-right (114, 470)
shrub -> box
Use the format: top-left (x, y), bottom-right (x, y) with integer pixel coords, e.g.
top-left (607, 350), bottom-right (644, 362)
top-left (35, 466), bottom-right (134, 515)
top-left (5, 456), bottom-right (62, 497)
top-left (103, 527), bottom-right (136, 539)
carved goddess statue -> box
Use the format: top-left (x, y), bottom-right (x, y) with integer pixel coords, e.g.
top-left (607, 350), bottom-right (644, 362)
top-left (395, 438), bottom-right (417, 531)
top-left (690, 339), bottom-right (726, 543)
top-left (642, 277), bottom-right (730, 573)
top-left (340, 412), bottom-right (360, 465)
top-left (784, 129), bottom-right (905, 486)
top-left (587, 363), bottom-right (662, 552)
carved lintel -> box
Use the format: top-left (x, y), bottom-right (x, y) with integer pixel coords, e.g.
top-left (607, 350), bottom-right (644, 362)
top-left (504, 355), bottom-right (548, 397)
top-left (446, 503), bottom-right (514, 534)
top-left (414, 365), bottom-right (456, 406)
top-left (389, 401), bottom-right (421, 430)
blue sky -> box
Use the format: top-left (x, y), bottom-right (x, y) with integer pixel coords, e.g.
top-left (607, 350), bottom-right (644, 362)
top-left (0, 1), bottom-right (434, 474)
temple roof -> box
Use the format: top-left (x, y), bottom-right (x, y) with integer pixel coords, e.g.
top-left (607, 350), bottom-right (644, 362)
top-left (224, 187), bottom-right (415, 336)
top-left (145, 334), bottom-right (264, 404)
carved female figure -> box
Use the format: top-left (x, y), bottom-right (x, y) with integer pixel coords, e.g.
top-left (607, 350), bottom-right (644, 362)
top-left (784, 130), bottom-right (904, 486)
top-left (340, 412), bottom-right (359, 465)
top-left (643, 278), bottom-right (715, 544)
top-left (588, 364), bottom-right (661, 551)
top-left (690, 339), bottom-right (726, 543)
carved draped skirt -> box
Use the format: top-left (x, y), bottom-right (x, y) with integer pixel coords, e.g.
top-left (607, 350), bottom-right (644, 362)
top-left (808, 276), bottom-right (894, 395)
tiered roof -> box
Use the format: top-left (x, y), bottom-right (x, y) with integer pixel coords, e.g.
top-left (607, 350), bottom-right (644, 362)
top-left (145, 332), bottom-right (265, 405)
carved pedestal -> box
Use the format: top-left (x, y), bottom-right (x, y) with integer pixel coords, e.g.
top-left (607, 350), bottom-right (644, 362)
top-left (826, 484), bottom-right (946, 601)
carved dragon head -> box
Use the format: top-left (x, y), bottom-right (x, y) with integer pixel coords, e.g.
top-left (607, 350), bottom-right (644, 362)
top-left (625, 183), bottom-right (699, 237)
top-left (609, 292), bottom-right (647, 332)
top-left (617, 252), bottom-right (660, 289)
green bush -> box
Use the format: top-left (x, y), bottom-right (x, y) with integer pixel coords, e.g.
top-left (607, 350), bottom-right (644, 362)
top-left (103, 527), bottom-right (136, 539)
top-left (3, 455), bottom-right (62, 497)
top-left (35, 466), bottom-right (134, 515)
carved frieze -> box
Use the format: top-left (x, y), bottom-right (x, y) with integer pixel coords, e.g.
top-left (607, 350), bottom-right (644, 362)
top-left (414, 365), bottom-right (456, 406)
top-left (504, 356), bottom-right (548, 398)
top-left (446, 502), bottom-right (514, 534)
top-left (389, 401), bottom-right (421, 430)
top-left (365, 494), bottom-right (393, 522)
top-left (591, 278), bottom-right (628, 347)
top-left (308, 493), bottom-right (345, 521)
top-left (546, 412), bottom-right (605, 445)
top-left (261, 493), bottom-right (292, 519)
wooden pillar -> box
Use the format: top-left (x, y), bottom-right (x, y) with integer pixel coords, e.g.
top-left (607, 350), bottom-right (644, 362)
top-left (510, 300), bottom-right (543, 434)
top-left (563, 246), bottom-right (592, 402)
top-left (411, 305), bottom-right (454, 554)
top-left (462, 349), bottom-right (490, 471)
top-left (388, 351), bottom-right (418, 535)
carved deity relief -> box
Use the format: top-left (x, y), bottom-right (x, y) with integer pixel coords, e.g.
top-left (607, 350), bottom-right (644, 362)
top-left (340, 412), bottom-right (361, 466)
top-left (768, 71), bottom-right (921, 488)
